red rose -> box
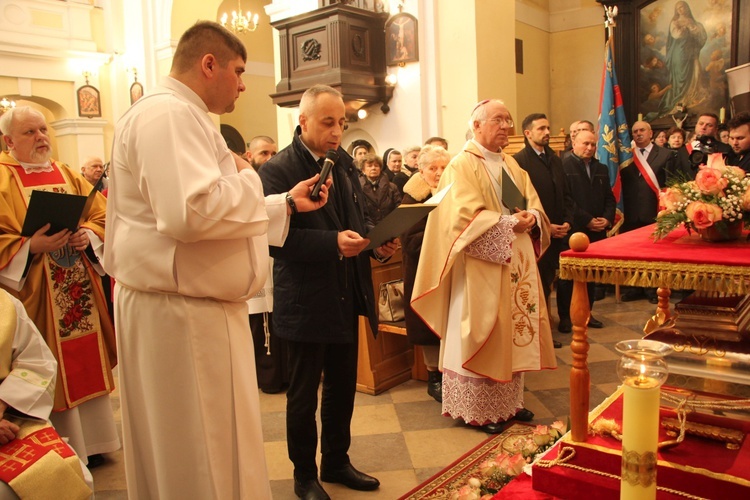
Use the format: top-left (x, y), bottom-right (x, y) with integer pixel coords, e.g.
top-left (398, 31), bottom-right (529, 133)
top-left (63, 311), bottom-right (75, 328)
top-left (53, 267), bottom-right (66, 284)
top-left (71, 304), bottom-right (84, 322)
top-left (69, 283), bottom-right (84, 300)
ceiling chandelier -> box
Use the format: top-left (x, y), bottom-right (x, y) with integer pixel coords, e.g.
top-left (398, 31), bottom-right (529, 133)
top-left (220, 0), bottom-right (259, 34)
top-left (0, 97), bottom-right (16, 112)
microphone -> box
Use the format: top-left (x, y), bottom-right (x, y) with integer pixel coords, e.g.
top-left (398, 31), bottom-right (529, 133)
top-left (310, 149), bottom-right (339, 201)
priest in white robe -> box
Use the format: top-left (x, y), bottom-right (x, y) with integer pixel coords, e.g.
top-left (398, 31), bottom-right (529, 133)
top-left (105, 21), bottom-right (329, 499)
top-left (411, 99), bottom-right (558, 434)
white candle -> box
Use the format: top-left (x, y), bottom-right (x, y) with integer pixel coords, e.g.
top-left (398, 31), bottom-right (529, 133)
top-left (620, 374), bottom-right (660, 500)
top-left (638, 113), bottom-right (643, 122)
top-left (720, 107), bottom-right (726, 123)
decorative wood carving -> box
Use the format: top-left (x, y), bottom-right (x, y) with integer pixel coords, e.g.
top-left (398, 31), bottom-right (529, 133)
top-left (271, 3), bottom-right (393, 120)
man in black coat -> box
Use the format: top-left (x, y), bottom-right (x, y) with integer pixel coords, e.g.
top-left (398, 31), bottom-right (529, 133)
top-left (728, 111), bottom-right (750, 172)
top-left (674, 112), bottom-right (733, 178)
top-left (620, 120), bottom-right (677, 303)
top-left (259, 85), bottom-right (397, 500)
top-left (557, 130), bottom-right (616, 333)
top-left (514, 113), bottom-right (574, 347)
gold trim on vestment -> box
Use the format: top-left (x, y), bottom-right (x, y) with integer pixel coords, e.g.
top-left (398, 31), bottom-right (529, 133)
top-left (559, 257), bottom-right (750, 295)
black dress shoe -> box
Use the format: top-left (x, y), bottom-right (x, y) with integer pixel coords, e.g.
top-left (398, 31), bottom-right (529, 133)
top-left (320, 464), bottom-right (380, 491)
top-left (513, 408), bottom-right (535, 422)
top-left (87, 454), bottom-right (105, 469)
top-left (479, 421), bottom-right (507, 434)
top-left (558, 318), bottom-right (572, 333)
top-left (294, 478), bottom-right (330, 500)
top-left (427, 370), bottom-right (443, 403)
top-left (553, 340), bottom-right (562, 349)
top-left (588, 316), bottom-right (604, 329)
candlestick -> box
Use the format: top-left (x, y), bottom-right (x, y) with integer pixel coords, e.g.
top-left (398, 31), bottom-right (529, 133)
top-left (638, 113), bottom-right (643, 122)
top-left (615, 340), bottom-right (670, 500)
top-left (720, 107), bottom-right (726, 123)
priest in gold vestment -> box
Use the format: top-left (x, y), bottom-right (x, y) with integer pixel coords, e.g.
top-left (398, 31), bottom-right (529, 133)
top-left (412, 99), bottom-right (557, 433)
top-left (0, 107), bottom-right (119, 464)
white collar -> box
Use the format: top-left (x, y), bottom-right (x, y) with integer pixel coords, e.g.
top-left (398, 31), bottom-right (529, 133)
top-left (9, 152), bottom-right (54, 173)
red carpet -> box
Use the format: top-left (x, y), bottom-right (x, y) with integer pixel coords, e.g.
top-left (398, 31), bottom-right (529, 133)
top-left (399, 423), bottom-right (535, 499)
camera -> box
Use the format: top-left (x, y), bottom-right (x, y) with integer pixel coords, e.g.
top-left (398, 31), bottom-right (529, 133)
top-left (688, 135), bottom-right (719, 167)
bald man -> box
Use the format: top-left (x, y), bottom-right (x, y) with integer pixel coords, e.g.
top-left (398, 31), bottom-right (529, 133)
top-left (80, 156), bottom-right (107, 191)
top-left (556, 130), bottom-right (616, 333)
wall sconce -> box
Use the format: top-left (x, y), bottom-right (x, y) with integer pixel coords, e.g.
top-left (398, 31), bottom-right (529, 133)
top-left (0, 97), bottom-right (17, 112)
top-left (220, 0), bottom-right (259, 34)
top-left (385, 73), bottom-right (398, 86)
top-left (357, 109), bottom-right (368, 120)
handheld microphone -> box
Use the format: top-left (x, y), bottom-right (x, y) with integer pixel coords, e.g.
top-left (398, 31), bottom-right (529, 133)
top-left (310, 149), bottom-right (339, 201)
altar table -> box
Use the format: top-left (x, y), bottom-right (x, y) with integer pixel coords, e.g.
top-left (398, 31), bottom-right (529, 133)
top-left (558, 224), bottom-right (750, 441)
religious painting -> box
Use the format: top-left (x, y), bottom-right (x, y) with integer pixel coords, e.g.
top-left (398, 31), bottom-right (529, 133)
top-left (385, 12), bottom-right (418, 66)
top-left (638, 0), bottom-right (734, 124)
top-left (130, 81), bottom-right (144, 105)
top-left (76, 84), bottom-right (101, 118)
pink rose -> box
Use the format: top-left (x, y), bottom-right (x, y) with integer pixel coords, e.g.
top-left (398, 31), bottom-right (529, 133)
top-left (742, 187), bottom-right (750, 211)
top-left (685, 201), bottom-right (723, 229)
top-left (502, 453), bottom-right (527, 476)
top-left (730, 166), bottom-right (747, 179)
top-left (706, 152), bottom-right (728, 172)
top-left (659, 187), bottom-right (685, 211)
top-left (695, 168), bottom-right (728, 195)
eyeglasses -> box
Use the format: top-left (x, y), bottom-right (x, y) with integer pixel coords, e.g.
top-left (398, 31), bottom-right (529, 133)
top-left (485, 117), bottom-right (514, 128)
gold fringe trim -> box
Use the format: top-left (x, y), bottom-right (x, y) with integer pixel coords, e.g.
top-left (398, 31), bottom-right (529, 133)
top-left (559, 258), bottom-right (750, 295)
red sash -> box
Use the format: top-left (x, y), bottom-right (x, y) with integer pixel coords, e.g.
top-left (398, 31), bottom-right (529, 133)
top-left (632, 153), bottom-right (660, 196)
top-left (685, 142), bottom-right (693, 154)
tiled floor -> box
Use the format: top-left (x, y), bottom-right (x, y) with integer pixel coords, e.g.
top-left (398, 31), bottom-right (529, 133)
top-left (91, 289), bottom-right (664, 498)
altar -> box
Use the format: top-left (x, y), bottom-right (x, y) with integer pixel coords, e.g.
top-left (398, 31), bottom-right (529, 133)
top-left (557, 223), bottom-right (750, 442)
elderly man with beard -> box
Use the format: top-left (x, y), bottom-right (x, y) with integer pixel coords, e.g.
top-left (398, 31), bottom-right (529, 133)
top-left (0, 106), bottom-right (119, 470)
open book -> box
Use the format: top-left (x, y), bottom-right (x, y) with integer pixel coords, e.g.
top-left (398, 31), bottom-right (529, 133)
top-left (21, 176), bottom-right (104, 236)
top-left (365, 183), bottom-right (452, 250)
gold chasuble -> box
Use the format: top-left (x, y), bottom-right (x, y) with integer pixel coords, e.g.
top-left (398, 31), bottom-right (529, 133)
top-left (411, 141), bottom-right (557, 383)
top-left (0, 151), bottom-right (115, 411)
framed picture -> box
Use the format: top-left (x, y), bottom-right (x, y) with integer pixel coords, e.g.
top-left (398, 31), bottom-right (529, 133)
top-left (637, 0), bottom-right (735, 124)
top-left (77, 84), bottom-right (101, 118)
top-left (385, 12), bottom-right (418, 66)
top-left (130, 81), bottom-right (144, 105)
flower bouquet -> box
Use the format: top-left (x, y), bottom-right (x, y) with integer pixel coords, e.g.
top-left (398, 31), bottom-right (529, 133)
top-left (448, 421), bottom-right (566, 500)
top-left (654, 153), bottom-right (750, 242)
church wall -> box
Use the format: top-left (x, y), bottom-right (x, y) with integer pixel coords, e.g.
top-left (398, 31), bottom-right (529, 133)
top-left (549, 24), bottom-right (603, 133)
top-left (514, 21), bottom-right (552, 131)
top-left (476, 0), bottom-right (517, 124)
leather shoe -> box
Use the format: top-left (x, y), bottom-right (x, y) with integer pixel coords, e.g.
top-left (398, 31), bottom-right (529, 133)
top-left (588, 316), bottom-right (604, 329)
top-left (558, 318), bottom-right (572, 333)
top-left (294, 478), bottom-right (330, 500)
top-left (513, 408), bottom-right (535, 422)
top-left (479, 421), bottom-right (507, 434)
top-left (321, 464), bottom-right (380, 491)
top-left (427, 370), bottom-right (443, 403)
top-left (553, 340), bottom-right (562, 349)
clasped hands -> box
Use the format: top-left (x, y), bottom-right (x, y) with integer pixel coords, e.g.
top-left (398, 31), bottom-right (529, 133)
top-left (512, 210), bottom-right (537, 233)
top-left (29, 224), bottom-right (89, 255)
top-left (586, 217), bottom-right (609, 232)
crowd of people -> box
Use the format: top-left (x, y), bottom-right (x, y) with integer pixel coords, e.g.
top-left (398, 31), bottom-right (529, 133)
top-left (1, 18), bottom-right (749, 500)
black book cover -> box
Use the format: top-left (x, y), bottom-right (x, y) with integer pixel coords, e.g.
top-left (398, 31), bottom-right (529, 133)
top-left (21, 190), bottom-right (89, 236)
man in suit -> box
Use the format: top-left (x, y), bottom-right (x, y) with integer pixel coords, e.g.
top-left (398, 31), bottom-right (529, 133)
top-left (561, 120), bottom-right (595, 161)
top-left (556, 130), bottom-right (616, 333)
top-left (728, 111), bottom-right (750, 172)
top-left (514, 113), bottom-right (574, 346)
top-left (675, 113), bottom-right (732, 178)
top-left (259, 85), bottom-right (397, 500)
top-left (620, 120), bottom-right (676, 303)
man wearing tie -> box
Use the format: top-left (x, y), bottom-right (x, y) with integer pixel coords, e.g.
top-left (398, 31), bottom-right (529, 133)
top-left (620, 121), bottom-right (676, 303)
top-left (557, 130), bottom-right (615, 333)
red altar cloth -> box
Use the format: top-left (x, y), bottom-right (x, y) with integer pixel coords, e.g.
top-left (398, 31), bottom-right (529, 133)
top-left (530, 389), bottom-right (750, 499)
top-left (559, 224), bottom-right (750, 294)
